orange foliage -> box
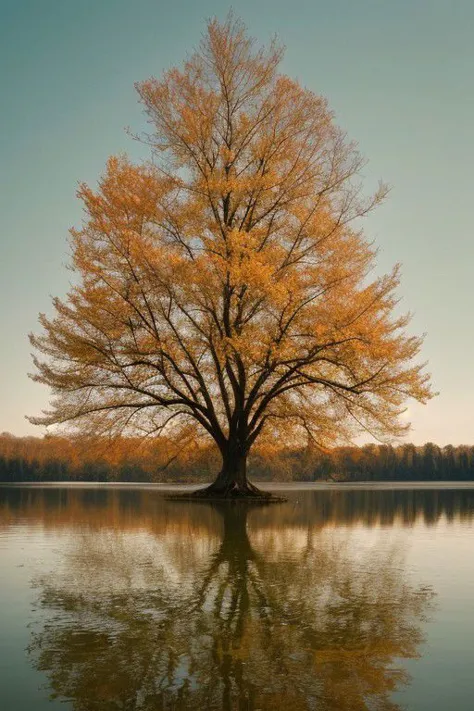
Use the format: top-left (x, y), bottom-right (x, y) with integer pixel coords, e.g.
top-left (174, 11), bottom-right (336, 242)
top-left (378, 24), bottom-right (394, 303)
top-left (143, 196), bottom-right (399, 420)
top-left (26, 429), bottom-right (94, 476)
top-left (29, 15), bottom-right (434, 473)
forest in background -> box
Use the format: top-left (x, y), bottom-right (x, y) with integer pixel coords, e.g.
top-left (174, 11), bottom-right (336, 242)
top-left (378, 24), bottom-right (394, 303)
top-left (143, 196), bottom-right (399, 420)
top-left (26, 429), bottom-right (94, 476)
top-left (1, 433), bottom-right (474, 483)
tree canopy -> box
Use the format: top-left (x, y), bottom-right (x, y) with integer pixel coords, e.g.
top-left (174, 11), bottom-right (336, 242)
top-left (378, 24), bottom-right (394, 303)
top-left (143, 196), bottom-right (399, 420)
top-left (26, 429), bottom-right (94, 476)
top-left (30, 15), bottom-right (434, 496)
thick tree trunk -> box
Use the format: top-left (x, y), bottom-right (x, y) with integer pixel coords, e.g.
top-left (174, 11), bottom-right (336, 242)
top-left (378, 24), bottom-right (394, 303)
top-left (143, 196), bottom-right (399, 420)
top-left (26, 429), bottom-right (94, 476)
top-left (193, 442), bottom-right (269, 499)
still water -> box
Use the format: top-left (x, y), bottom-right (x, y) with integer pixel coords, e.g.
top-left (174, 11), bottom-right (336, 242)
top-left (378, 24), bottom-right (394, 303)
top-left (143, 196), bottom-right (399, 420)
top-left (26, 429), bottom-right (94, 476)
top-left (1, 484), bottom-right (474, 710)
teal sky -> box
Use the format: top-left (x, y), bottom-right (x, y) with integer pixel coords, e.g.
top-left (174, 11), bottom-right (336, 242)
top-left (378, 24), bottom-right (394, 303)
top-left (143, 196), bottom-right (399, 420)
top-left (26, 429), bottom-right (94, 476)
top-left (1, 0), bottom-right (473, 445)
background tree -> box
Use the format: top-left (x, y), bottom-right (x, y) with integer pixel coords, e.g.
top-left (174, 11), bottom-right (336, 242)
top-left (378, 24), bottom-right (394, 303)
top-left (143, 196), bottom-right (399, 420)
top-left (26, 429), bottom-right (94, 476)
top-left (30, 15), bottom-right (434, 497)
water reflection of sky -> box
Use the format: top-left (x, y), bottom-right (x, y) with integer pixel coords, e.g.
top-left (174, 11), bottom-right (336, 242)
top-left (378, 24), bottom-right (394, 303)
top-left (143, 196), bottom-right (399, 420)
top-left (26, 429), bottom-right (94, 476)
top-left (1, 486), bottom-right (474, 710)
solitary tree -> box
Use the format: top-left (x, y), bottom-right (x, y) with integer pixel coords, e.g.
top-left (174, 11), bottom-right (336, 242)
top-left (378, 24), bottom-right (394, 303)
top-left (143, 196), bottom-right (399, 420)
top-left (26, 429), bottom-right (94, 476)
top-left (30, 16), bottom-right (434, 497)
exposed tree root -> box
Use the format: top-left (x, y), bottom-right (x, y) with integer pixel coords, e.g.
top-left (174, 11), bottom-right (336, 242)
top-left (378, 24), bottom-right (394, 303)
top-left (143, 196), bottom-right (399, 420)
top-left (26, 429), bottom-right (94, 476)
top-left (166, 473), bottom-right (286, 503)
top-left (193, 478), bottom-right (268, 498)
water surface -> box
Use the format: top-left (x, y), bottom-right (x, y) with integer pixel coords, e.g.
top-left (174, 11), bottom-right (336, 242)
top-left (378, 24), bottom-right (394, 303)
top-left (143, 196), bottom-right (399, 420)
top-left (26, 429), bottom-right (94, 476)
top-left (1, 484), bottom-right (474, 710)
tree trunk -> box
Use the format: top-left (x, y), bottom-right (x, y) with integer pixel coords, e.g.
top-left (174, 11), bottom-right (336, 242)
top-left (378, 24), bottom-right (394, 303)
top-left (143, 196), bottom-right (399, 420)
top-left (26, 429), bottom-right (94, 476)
top-left (193, 441), bottom-right (269, 499)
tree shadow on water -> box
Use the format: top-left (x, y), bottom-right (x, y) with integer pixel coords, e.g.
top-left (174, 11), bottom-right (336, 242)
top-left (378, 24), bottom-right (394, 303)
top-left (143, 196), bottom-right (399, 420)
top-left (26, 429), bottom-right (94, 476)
top-left (28, 502), bottom-right (434, 711)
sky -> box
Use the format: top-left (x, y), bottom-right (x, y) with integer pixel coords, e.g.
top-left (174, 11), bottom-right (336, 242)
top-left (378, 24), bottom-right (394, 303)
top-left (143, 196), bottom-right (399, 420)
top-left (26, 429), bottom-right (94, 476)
top-left (0, 0), bottom-right (473, 445)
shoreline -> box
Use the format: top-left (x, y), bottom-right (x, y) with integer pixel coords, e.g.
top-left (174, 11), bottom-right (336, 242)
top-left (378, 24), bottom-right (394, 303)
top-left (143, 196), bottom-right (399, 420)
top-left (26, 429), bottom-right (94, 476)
top-left (3, 480), bottom-right (474, 491)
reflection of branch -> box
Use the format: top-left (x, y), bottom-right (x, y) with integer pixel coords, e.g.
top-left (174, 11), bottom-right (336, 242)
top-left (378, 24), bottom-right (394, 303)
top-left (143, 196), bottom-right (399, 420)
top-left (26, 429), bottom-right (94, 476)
top-left (27, 498), bottom-right (434, 711)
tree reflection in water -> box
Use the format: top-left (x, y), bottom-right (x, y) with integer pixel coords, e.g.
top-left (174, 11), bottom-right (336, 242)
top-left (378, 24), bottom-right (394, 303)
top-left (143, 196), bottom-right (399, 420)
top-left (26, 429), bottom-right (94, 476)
top-left (28, 501), bottom-right (434, 711)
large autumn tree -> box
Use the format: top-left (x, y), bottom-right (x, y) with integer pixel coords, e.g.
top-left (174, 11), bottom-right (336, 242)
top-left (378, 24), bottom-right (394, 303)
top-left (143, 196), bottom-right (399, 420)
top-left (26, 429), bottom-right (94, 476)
top-left (30, 15), bottom-right (433, 497)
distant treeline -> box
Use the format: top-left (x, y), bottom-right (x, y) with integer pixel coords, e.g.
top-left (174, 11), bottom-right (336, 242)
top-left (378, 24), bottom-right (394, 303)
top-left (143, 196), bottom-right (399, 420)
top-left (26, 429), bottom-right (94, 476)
top-left (0, 433), bottom-right (473, 483)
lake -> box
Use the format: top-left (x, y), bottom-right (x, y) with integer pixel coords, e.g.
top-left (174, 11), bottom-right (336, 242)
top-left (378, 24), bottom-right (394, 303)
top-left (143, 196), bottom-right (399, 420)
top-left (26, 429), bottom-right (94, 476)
top-left (1, 483), bottom-right (474, 710)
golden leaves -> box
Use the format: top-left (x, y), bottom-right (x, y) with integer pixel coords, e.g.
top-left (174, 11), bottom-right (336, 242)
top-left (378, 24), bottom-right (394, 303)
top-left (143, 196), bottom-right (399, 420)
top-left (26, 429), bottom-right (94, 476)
top-left (29, 15), bottom-right (434, 451)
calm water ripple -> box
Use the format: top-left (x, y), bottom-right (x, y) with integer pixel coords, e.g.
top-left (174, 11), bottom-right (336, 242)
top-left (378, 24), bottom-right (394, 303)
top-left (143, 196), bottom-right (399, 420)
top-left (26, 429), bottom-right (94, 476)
top-left (1, 484), bottom-right (474, 710)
